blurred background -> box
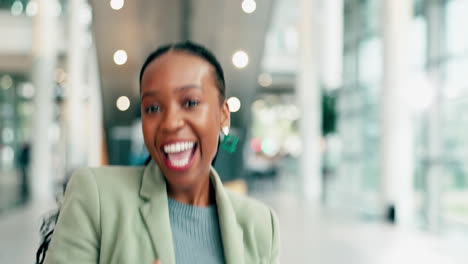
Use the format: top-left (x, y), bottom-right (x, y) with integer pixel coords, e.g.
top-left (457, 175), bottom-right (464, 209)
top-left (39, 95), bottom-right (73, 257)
top-left (1, 0), bottom-right (468, 263)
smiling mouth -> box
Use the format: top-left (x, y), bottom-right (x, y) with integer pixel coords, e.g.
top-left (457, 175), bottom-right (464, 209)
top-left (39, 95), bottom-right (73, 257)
top-left (161, 141), bottom-right (198, 170)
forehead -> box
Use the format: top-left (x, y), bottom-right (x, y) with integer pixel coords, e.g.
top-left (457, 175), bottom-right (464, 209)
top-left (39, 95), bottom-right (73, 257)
top-left (141, 51), bottom-right (215, 91)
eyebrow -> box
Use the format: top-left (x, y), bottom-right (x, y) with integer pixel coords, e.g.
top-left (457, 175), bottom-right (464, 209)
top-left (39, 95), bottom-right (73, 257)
top-left (141, 84), bottom-right (202, 99)
top-left (176, 84), bottom-right (202, 92)
top-left (141, 91), bottom-right (157, 99)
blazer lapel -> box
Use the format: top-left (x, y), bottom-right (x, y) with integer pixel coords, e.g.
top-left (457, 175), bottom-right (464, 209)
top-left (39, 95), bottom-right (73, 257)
top-left (138, 161), bottom-right (244, 264)
top-left (139, 161), bottom-right (176, 264)
top-left (210, 167), bottom-right (245, 264)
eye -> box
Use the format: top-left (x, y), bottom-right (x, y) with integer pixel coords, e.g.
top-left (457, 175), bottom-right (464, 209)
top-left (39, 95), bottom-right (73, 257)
top-left (183, 99), bottom-right (200, 109)
top-left (145, 104), bottom-right (162, 114)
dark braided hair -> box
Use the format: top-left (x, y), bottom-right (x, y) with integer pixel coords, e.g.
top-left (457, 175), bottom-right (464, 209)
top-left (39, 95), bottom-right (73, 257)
top-left (139, 41), bottom-right (226, 104)
top-left (35, 175), bottom-right (69, 263)
top-left (36, 41), bottom-right (226, 263)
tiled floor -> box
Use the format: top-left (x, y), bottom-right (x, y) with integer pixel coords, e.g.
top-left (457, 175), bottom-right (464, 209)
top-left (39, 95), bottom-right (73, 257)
top-left (0, 170), bottom-right (23, 214)
top-left (254, 192), bottom-right (468, 264)
top-left (0, 200), bottom-right (56, 264)
top-left (1, 191), bottom-right (467, 264)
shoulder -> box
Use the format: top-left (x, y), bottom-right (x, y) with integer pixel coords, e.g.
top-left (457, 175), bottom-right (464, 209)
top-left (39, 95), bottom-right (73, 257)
top-left (80, 165), bottom-right (145, 179)
top-left (46, 166), bottom-right (146, 263)
top-left (225, 191), bottom-right (280, 261)
top-left (71, 165), bottom-right (145, 184)
top-left (226, 191), bottom-right (273, 220)
top-left (226, 191), bottom-right (279, 240)
top-left (67, 166), bottom-right (146, 199)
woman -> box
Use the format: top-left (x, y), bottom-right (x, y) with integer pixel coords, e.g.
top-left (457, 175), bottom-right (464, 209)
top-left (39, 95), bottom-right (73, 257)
top-left (43, 41), bottom-right (280, 264)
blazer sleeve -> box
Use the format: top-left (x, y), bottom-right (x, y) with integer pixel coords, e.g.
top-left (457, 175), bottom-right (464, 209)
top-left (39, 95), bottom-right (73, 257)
top-left (269, 208), bottom-right (280, 264)
top-left (44, 168), bottom-right (101, 264)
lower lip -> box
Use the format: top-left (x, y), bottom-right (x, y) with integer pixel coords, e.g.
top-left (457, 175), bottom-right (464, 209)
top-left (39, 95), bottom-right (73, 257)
top-left (162, 146), bottom-right (197, 172)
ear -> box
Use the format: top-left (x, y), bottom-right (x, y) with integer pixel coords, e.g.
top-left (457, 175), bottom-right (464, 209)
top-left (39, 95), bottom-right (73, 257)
top-left (220, 100), bottom-right (230, 130)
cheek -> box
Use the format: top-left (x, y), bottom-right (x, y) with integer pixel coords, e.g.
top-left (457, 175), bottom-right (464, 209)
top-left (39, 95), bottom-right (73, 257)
top-left (141, 119), bottom-right (156, 147)
top-left (200, 129), bottom-right (219, 162)
top-left (199, 110), bottom-right (221, 157)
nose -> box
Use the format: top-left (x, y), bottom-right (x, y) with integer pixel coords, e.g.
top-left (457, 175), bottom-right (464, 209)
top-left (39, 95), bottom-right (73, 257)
top-left (160, 107), bottom-right (184, 133)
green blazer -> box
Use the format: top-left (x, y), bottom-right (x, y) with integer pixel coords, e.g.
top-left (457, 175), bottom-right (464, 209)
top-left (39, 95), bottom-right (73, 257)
top-left (44, 161), bottom-right (280, 264)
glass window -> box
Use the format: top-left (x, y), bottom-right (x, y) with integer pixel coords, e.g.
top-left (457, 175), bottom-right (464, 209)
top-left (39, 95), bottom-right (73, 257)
top-left (359, 0), bottom-right (382, 35)
top-left (358, 36), bottom-right (382, 84)
top-left (441, 96), bottom-right (468, 228)
top-left (411, 16), bottom-right (428, 70)
top-left (443, 57), bottom-right (468, 99)
top-left (446, 0), bottom-right (468, 56)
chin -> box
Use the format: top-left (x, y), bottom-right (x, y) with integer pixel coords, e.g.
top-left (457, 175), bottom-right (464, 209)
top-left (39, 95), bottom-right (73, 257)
top-left (163, 170), bottom-right (201, 190)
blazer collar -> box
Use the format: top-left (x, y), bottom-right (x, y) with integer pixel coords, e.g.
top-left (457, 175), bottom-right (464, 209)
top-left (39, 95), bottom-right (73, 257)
top-left (139, 161), bottom-right (176, 264)
top-left (139, 160), bottom-right (244, 264)
top-left (210, 166), bottom-right (245, 264)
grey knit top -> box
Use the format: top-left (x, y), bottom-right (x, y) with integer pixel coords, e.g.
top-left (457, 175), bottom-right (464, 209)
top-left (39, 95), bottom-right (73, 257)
top-left (168, 197), bottom-right (226, 264)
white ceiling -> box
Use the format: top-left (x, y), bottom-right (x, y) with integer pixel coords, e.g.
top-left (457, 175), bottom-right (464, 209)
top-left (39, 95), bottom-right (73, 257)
top-left (89, 0), bottom-right (275, 129)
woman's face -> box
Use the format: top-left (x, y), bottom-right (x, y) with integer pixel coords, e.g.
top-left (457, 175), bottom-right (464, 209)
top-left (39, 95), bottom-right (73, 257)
top-left (140, 51), bottom-right (229, 189)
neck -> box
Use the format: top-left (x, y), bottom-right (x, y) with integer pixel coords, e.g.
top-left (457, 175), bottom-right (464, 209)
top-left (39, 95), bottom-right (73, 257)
top-left (167, 173), bottom-right (215, 207)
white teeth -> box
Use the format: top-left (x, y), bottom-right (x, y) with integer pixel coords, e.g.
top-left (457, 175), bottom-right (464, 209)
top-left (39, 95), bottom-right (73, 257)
top-left (172, 157), bottom-right (190, 167)
top-left (163, 142), bottom-right (195, 168)
top-left (163, 141), bottom-right (195, 154)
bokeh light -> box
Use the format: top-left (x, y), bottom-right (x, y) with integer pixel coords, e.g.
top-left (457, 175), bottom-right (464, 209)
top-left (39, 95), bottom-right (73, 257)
top-left (116, 96), bottom-right (130, 111)
top-left (227, 97), bottom-right (241, 112)
top-left (0, 75), bottom-right (13, 90)
top-left (110, 0), bottom-right (124, 10)
top-left (261, 137), bottom-right (280, 157)
top-left (113, 50), bottom-right (128, 65)
top-left (18, 83), bottom-right (35, 99)
top-left (258, 73), bottom-right (272, 87)
top-left (10, 1), bottom-right (23, 16)
top-left (241, 0), bottom-right (256, 14)
top-left (232, 50), bottom-right (249, 69)
top-left (26, 1), bottom-right (38, 16)
top-left (250, 137), bottom-right (262, 152)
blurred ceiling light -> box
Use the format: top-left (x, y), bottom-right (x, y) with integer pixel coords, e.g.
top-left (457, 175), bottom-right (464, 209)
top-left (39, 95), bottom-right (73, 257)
top-left (116, 96), bottom-right (130, 111)
top-left (241, 0), bottom-right (256, 14)
top-left (261, 137), bottom-right (280, 157)
top-left (1, 75), bottom-right (13, 90)
top-left (1, 146), bottom-right (15, 164)
top-left (18, 82), bottom-right (35, 98)
top-left (110, 0), bottom-right (124, 10)
top-left (232, 50), bottom-right (249, 69)
top-left (250, 137), bottom-right (262, 152)
top-left (258, 108), bottom-right (275, 123)
top-left (284, 135), bottom-right (302, 157)
top-left (227, 97), bottom-right (241, 112)
top-left (258, 73), bottom-right (272, 87)
top-left (26, 1), bottom-right (38, 16)
top-left (113, 50), bottom-right (128, 65)
top-left (251, 99), bottom-right (266, 111)
top-left (11, 1), bottom-right (23, 16)
top-left (285, 105), bottom-right (300, 120)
